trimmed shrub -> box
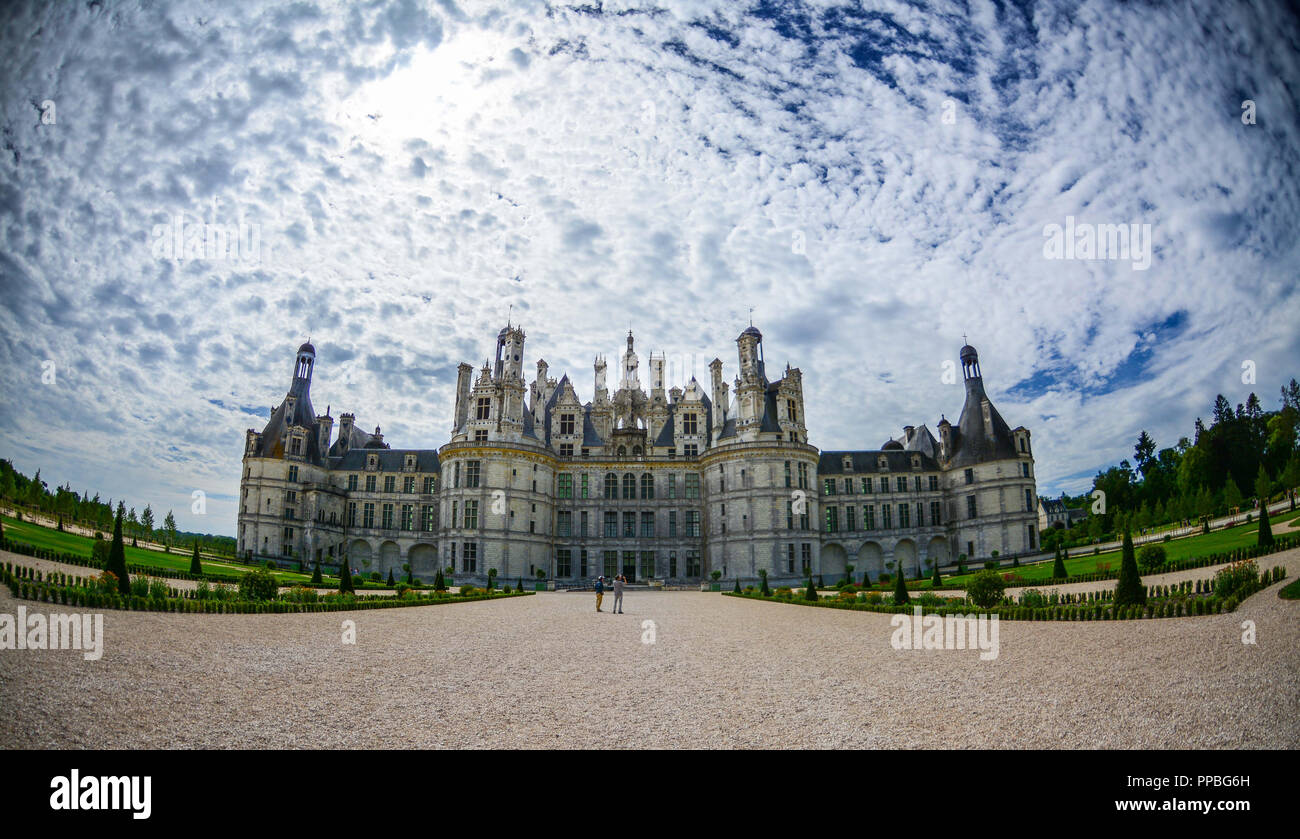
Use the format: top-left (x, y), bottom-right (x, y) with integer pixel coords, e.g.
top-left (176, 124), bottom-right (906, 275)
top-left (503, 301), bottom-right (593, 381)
top-left (966, 570), bottom-right (1005, 609)
top-left (239, 568), bottom-right (279, 601)
top-left (1114, 528), bottom-right (1146, 607)
top-left (1137, 544), bottom-right (1166, 573)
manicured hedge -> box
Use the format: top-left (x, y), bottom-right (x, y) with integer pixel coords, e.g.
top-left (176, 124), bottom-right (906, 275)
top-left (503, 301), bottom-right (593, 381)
top-left (1, 562), bottom-right (532, 614)
top-left (722, 565), bottom-right (1287, 622)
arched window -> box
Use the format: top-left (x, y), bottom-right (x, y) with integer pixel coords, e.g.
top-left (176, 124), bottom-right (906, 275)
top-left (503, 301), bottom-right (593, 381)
top-left (641, 473), bottom-right (654, 499)
top-left (632, 445), bottom-right (643, 456)
top-left (617, 445), bottom-right (627, 456)
top-left (622, 473), bottom-right (636, 499)
top-left (604, 473), bottom-right (618, 499)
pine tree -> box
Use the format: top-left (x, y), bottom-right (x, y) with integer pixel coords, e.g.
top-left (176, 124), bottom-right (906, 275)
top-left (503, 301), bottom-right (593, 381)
top-left (311, 559), bottom-right (323, 584)
top-left (893, 563), bottom-right (910, 604)
top-left (190, 540), bottom-right (202, 576)
top-left (1053, 545), bottom-right (1068, 580)
top-left (108, 507), bottom-right (130, 595)
top-left (339, 561), bottom-right (355, 594)
top-left (1113, 527), bottom-right (1145, 607)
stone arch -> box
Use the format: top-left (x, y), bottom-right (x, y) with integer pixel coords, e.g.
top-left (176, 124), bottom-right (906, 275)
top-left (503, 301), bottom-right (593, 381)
top-left (821, 543), bottom-right (848, 582)
top-left (379, 540), bottom-right (400, 577)
top-left (348, 540), bottom-right (372, 575)
top-left (408, 543), bottom-right (437, 578)
top-left (856, 542), bottom-right (884, 583)
top-left (925, 536), bottom-right (948, 569)
top-left (894, 539), bottom-right (918, 579)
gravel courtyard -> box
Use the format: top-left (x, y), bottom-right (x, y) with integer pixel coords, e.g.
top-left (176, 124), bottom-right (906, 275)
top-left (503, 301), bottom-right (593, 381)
top-left (2, 549), bottom-right (1298, 749)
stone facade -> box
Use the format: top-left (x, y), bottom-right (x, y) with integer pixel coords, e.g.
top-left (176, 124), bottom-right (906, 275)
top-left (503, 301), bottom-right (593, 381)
top-left (237, 327), bottom-right (1037, 585)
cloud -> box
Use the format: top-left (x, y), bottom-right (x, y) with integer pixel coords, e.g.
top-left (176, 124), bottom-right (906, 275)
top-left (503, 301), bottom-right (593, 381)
top-left (1, 0), bottom-right (1298, 532)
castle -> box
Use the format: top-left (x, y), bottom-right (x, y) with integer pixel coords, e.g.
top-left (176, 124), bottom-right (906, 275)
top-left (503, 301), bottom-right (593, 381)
top-left (237, 324), bottom-right (1039, 585)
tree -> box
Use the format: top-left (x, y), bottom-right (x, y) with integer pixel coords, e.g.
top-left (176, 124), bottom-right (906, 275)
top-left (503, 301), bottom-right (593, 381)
top-left (387, 568), bottom-right (396, 587)
top-left (0, 468), bottom-right (15, 501)
top-left (804, 574), bottom-right (817, 601)
top-left (1223, 476), bottom-right (1243, 512)
top-left (733, 577), bottom-right (741, 593)
top-left (1053, 545), bottom-right (1068, 580)
top-left (1134, 430), bottom-right (1157, 477)
top-left (1254, 464), bottom-right (1272, 503)
top-left (966, 570), bottom-right (1005, 609)
top-left (1137, 544), bottom-right (1166, 573)
top-left (190, 541), bottom-right (202, 576)
top-left (163, 511), bottom-right (178, 551)
top-left (434, 568), bottom-right (447, 591)
top-left (1285, 454), bottom-right (1300, 511)
top-left (108, 507), bottom-right (130, 596)
top-left (1257, 498), bottom-right (1274, 548)
top-left (1114, 528), bottom-right (1146, 607)
top-left (759, 568), bottom-right (771, 596)
top-left (931, 563), bottom-right (941, 587)
top-left (141, 505), bottom-right (155, 541)
top-left (893, 564), bottom-right (909, 605)
top-left (339, 560), bottom-right (355, 594)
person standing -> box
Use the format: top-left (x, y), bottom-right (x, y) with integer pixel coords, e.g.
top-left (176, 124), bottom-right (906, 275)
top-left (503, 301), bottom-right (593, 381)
top-left (595, 575), bottom-right (605, 612)
top-left (612, 574), bottom-right (625, 614)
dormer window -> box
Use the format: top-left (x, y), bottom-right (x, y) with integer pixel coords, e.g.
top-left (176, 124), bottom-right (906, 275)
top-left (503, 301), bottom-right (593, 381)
top-left (367, 454), bottom-right (378, 471)
top-left (475, 398), bottom-right (491, 420)
top-left (559, 414), bottom-right (576, 435)
top-left (842, 455), bottom-right (853, 471)
top-left (405, 454), bottom-right (416, 471)
top-left (878, 456), bottom-right (888, 470)
top-left (911, 455), bottom-right (920, 469)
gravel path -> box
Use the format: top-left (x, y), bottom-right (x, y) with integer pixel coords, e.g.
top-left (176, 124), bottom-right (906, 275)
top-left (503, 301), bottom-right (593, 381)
top-left (2, 548), bottom-right (1297, 749)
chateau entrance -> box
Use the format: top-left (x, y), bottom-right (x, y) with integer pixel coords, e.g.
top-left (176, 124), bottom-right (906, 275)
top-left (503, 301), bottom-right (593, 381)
top-left (621, 550), bottom-right (636, 582)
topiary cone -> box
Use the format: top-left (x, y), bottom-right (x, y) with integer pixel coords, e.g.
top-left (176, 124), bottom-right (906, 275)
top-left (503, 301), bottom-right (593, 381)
top-left (1113, 527), bottom-right (1146, 607)
top-left (1258, 502), bottom-right (1274, 547)
top-left (894, 563), bottom-right (910, 605)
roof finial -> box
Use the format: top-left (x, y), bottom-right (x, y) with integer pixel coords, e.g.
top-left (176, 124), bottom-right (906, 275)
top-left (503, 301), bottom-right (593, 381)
top-left (962, 332), bottom-right (968, 345)
top-left (749, 306), bottom-right (754, 327)
top-left (507, 303), bottom-right (512, 328)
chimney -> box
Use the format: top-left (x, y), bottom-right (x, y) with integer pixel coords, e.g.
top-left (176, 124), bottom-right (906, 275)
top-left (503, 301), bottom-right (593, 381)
top-left (338, 414), bottom-right (355, 453)
top-left (709, 358), bottom-right (726, 432)
top-left (453, 363), bottom-right (473, 432)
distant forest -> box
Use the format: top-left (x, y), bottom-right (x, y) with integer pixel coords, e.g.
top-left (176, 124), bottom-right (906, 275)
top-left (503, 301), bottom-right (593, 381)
top-left (1043, 378), bottom-right (1300, 549)
top-left (0, 459), bottom-right (236, 555)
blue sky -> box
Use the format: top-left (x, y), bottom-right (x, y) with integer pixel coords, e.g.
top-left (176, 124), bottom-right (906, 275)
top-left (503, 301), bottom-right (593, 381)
top-left (1, 0), bottom-right (1298, 535)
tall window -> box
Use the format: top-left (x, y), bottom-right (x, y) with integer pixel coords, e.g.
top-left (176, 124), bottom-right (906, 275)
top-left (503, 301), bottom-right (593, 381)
top-left (786, 500), bottom-right (794, 530)
top-left (622, 512), bottom-right (636, 537)
top-left (465, 461), bottom-right (481, 488)
top-left (784, 461), bottom-right (792, 488)
top-left (685, 474), bottom-right (700, 499)
top-left (845, 505), bottom-right (856, 531)
top-left (787, 544), bottom-right (795, 573)
top-left (603, 551), bottom-right (618, 578)
top-left (581, 474), bottom-right (589, 498)
top-left (862, 477), bottom-right (872, 494)
top-left (686, 550), bottom-right (701, 576)
top-left (362, 502), bottom-right (375, 528)
top-left (797, 463), bottom-right (809, 489)
top-left (895, 476), bottom-right (906, 493)
top-left (863, 504), bottom-right (875, 530)
top-left (686, 510), bottom-right (701, 537)
top-left (462, 542), bottom-right (477, 572)
top-left (930, 501), bottom-right (941, 526)
top-left (422, 505), bottom-right (435, 531)
top-left (556, 549), bottom-right (572, 577)
top-left (464, 500), bottom-right (479, 529)
top-left (843, 478), bottom-right (854, 495)
top-left (929, 475), bottom-right (939, 491)
top-left (559, 413), bottom-right (575, 435)
top-left (558, 474), bottom-right (573, 499)
top-left (823, 479), bottom-right (836, 496)
top-left (287, 465), bottom-right (298, 482)
top-left (682, 413), bottom-right (698, 434)
top-left (365, 475), bottom-right (377, 492)
top-left (622, 474), bottom-right (636, 499)
top-left (881, 504), bottom-right (892, 529)
top-left (899, 503), bottom-right (910, 529)
top-left (384, 475), bottom-right (396, 493)
top-left (641, 473), bottom-right (654, 499)
top-left (964, 468), bottom-right (974, 485)
top-left (475, 398), bottom-right (490, 420)
top-left (604, 512), bottom-right (617, 538)
top-left (800, 543), bottom-right (811, 573)
top-left (640, 512), bottom-right (654, 537)
top-left (639, 551), bottom-right (654, 579)
top-left (580, 511), bottom-right (588, 537)
top-left (348, 474), bottom-right (358, 491)
top-left (967, 495), bottom-right (977, 519)
top-left (400, 504), bottom-right (413, 530)
top-left (423, 476), bottom-right (436, 493)
top-left (604, 473), bottom-right (617, 499)
top-left (381, 503), bottom-right (394, 529)
top-left (557, 511), bottom-right (572, 538)
top-left (913, 475), bottom-right (921, 492)
top-left (668, 510), bottom-right (678, 537)
top-left (348, 502), bottom-right (357, 527)
top-left (667, 474), bottom-right (678, 498)
top-left (403, 476), bottom-right (416, 493)
top-left (1025, 488), bottom-right (1034, 512)
top-left (825, 507), bottom-right (839, 532)
top-left (879, 477), bottom-right (888, 493)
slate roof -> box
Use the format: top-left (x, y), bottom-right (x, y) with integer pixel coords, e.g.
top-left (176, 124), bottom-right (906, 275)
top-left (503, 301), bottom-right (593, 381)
top-left (948, 375), bottom-right (1019, 468)
top-left (256, 377), bottom-right (322, 464)
top-left (817, 449), bottom-right (940, 474)
top-left (331, 448), bottom-right (440, 472)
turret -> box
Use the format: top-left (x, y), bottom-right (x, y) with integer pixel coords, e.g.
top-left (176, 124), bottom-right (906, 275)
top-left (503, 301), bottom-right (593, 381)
top-left (453, 363), bottom-right (473, 432)
top-left (709, 358), bottom-right (727, 433)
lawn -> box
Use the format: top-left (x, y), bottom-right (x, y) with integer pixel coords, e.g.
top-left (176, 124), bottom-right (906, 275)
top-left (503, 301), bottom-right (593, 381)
top-left (941, 521), bottom-right (1271, 587)
top-left (1, 515), bottom-right (329, 585)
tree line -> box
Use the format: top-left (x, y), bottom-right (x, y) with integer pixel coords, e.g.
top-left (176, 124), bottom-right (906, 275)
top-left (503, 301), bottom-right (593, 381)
top-left (1043, 378), bottom-right (1300, 549)
top-left (0, 459), bottom-right (236, 556)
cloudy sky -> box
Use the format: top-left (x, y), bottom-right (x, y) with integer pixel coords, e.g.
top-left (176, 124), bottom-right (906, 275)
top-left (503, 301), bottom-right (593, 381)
top-left (1, 0), bottom-right (1298, 534)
